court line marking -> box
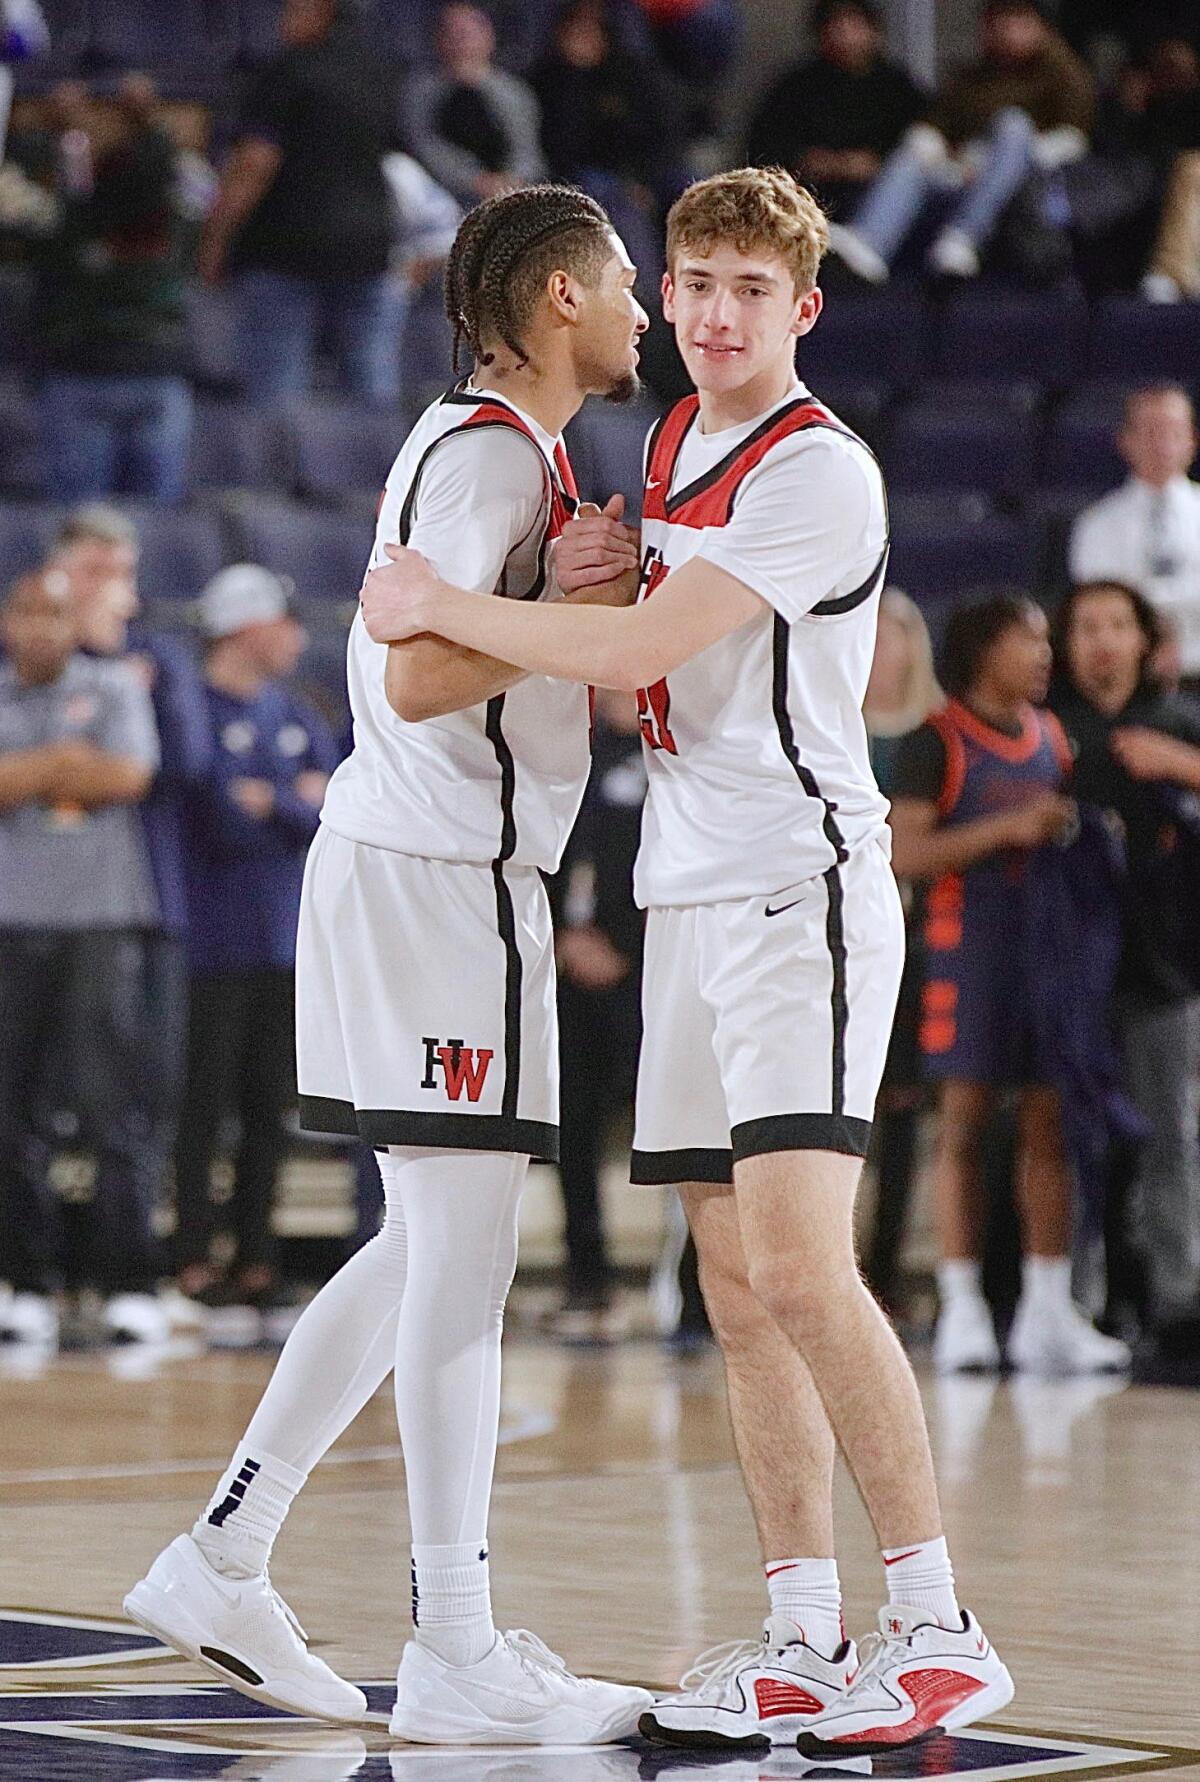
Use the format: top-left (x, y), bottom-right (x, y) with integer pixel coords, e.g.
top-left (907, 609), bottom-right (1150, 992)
top-left (0, 1404), bottom-right (555, 1487)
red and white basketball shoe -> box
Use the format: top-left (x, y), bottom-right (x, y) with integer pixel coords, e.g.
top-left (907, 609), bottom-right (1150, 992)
top-left (795, 1605), bottom-right (1013, 1756)
top-left (639, 1614), bottom-right (857, 1749)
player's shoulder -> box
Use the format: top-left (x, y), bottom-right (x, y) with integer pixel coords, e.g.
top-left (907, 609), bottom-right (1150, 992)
top-left (384, 391), bottom-right (550, 499)
top-left (749, 400), bottom-right (883, 503)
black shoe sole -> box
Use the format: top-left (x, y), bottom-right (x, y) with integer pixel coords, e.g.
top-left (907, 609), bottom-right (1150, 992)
top-left (639, 1710), bottom-right (769, 1750)
top-left (797, 1721), bottom-right (946, 1757)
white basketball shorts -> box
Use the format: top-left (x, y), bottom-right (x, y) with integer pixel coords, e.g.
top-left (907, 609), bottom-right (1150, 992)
top-left (296, 824), bottom-right (558, 1159)
top-left (631, 833), bottom-right (904, 1184)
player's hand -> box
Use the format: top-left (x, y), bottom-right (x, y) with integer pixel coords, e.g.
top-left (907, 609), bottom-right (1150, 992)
top-left (230, 776), bottom-right (275, 819)
top-left (557, 924), bottom-right (630, 990)
top-left (557, 494), bottom-right (638, 593)
top-left (294, 768), bottom-right (329, 807)
top-left (1003, 792), bottom-right (1076, 849)
top-left (361, 545), bottom-right (441, 643)
top-left (1110, 725), bottom-right (1199, 785)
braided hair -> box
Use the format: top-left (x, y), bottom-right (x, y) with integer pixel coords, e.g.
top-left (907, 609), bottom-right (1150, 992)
top-left (444, 184), bottom-right (614, 374)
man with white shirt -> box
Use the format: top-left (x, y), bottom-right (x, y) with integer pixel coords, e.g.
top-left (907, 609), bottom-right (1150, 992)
top-left (1069, 385), bottom-right (1200, 682)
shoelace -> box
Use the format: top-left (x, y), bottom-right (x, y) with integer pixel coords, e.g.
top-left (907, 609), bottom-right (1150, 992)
top-left (847, 1627), bottom-right (911, 1692)
top-left (505, 1629), bottom-right (572, 1679)
top-left (678, 1638), bottom-right (765, 1700)
top-left (262, 1569), bottom-right (307, 1645)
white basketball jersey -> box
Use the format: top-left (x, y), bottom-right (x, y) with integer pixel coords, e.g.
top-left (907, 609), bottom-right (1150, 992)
top-left (632, 387), bottom-right (891, 909)
top-left (321, 387), bottom-right (592, 873)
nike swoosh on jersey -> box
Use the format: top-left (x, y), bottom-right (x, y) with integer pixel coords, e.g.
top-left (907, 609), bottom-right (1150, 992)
top-left (764, 898), bottom-right (804, 918)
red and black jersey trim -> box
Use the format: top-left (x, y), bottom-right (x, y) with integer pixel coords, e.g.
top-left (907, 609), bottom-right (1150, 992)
top-left (643, 391), bottom-right (864, 532)
top-left (643, 390), bottom-right (889, 618)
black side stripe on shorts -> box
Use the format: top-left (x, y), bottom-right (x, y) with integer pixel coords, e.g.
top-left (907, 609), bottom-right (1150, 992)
top-left (809, 540), bottom-right (891, 617)
top-left (772, 613), bottom-right (850, 1117)
top-left (485, 695), bottom-right (523, 1124)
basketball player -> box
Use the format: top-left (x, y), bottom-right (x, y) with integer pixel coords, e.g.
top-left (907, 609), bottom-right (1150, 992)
top-left (361, 167), bottom-right (1014, 1756)
top-left (124, 184), bottom-right (655, 1745)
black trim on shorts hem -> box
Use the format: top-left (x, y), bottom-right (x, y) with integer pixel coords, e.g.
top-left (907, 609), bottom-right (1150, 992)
top-left (629, 1146), bottom-right (733, 1185)
top-left (732, 1112), bottom-right (872, 1163)
top-left (298, 1096), bottom-right (559, 1161)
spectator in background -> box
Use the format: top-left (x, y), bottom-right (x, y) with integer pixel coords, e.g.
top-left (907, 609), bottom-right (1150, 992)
top-left (404, 3), bottom-right (545, 211)
top-left (46, 506), bottom-right (211, 1270)
top-left (889, 594), bottom-right (1130, 1376)
top-left (1052, 582), bottom-right (1200, 1347)
top-left (1069, 386), bottom-right (1200, 684)
top-left (30, 76), bottom-right (194, 504)
top-left (548, 688), bottom-right (646, 1341)
top-left (747, 0), bottom-right (926, 222)
top-left (174, 567), bottom-right (338, 1319)
top-left (533, 0), bottom-right (672, 201)
top-left (199, 0), bottom-right (404, 405)
top-left (830, 0), bottom-right (1095, 283)
top-left (1135, 35), bottom-right (1200, 300)
top-left (860, 589), bottom-right (940, 1316)
top-left (0, 573), bottom-right (162, 1350)
top-left (0, 0), bottom-right (49, 158)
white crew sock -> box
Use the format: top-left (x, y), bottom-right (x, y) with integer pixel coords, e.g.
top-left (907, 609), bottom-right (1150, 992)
top-left (937, 1258), bottom-right (984, 1304)
top-left (1020, 1254), bottom-right (1073, 1309)
top-left (193, 1449), bottom-right (306, 1576)
top-left (412, 1542), bottom-right (495, 1667)
top-left (882, 1534), bottom-right (961, 1628)
top-left (765, 1557), bottom-right (844, 1656)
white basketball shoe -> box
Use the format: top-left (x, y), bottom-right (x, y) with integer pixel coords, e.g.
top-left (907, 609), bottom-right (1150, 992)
top-left (796, 1605), bottom-right (1013, 1755)
top-left (639, 1615), bottom-right (857, 1749)
top-left (1008, 1296), bottom-right (1131, 1375)
top-left (389, 1627), bottom-right (651, 1744)
top-left (932, 1294), bottom-right (1000, 1374)
top-left (123, 1533), bottom-right (366, 1723)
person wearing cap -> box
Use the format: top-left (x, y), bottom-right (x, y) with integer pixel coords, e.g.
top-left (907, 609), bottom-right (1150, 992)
top-left (0, 571), bottom-right (161, 1350)
top-left (174, 566), bottom-right (340, 1319)
top-left (828, 0), bottom-right (1095, 283)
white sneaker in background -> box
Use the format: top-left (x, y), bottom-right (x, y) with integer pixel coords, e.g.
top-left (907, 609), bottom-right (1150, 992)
top-left (103, 1292), bottom-right (171, 1345)
top-left (796, 1606), bottom-right (1013, 1755)
top-left (389, 1627), bottom-right (651, 1745)
top-left (828, 223), bottom-right (890, 285)
top-left (928, 228), bottom-right (982, 279)
top-left (1009, 1296), bottom-right (1131, 1375)
top-left (1141, 272), bottom-right (1182, 303)
top-left (640, 1614), bottom-right (856, 1749)
top-left (123, 1532), bottom-right (367, 1723)
top-left (0, 1291), bottom-right (59, 1348)
top-left (932, 1294), bottom-right (1000, 1374)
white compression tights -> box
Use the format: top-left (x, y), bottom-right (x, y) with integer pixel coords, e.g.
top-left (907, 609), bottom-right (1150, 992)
top-left (208, 1146), bottom-right (527, 1556)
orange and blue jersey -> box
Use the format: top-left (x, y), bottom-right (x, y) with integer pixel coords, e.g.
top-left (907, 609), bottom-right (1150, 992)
top-left (919, 698), bottom-right (1073, 1083)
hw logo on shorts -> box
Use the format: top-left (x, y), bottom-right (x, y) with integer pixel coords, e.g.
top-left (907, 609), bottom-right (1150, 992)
top-left (421, 1037), bottom-right (494, 1103)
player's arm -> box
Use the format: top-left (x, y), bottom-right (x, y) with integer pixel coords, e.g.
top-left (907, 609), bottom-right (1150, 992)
top-left (888, 794), bottom-right (1074, 879)
top-left (366, 546), bottom-right (763, 691)
top-left (364, 428), bottom-right (899, 685)
top-left (381, 436), bottom-right (638, 720)
top-left (198, 137), bottom-right (281, 283)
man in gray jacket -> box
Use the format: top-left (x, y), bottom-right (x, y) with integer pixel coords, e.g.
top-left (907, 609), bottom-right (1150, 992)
top-left (0, 572), bottom-right (161, 1349)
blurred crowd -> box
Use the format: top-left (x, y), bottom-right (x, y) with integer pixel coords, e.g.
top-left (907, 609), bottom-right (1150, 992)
top-left (1, 0), bottom-right (1200, 1381)
top-left (0, 0), bottom-right (1197, 501)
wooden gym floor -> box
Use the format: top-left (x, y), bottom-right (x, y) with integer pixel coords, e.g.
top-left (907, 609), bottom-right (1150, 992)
top-left (2, 1336), bottom-right (1198, 1781)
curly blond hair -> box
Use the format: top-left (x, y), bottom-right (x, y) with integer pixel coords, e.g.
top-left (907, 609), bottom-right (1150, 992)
top-left (666, 166), bottom-right (831, 296)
